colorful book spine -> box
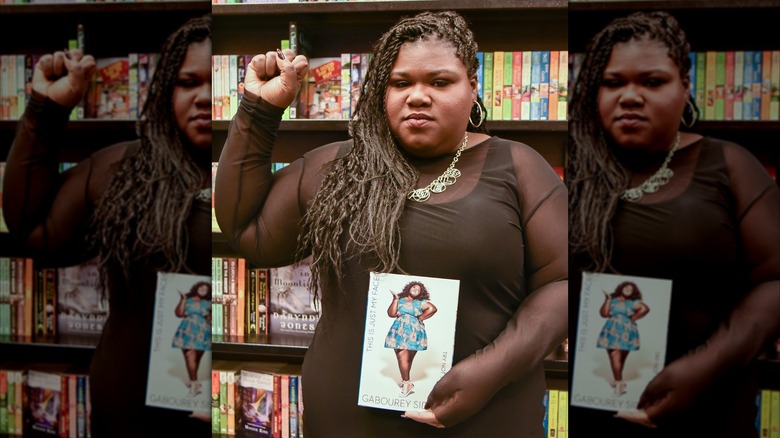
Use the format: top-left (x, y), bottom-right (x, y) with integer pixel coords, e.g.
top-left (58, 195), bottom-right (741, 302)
top-left (771, 51), bottom-right (780, 120)
top-left (492, 51), bottom-right (504, 121)
top-left (530, 51), bottom-right (541, 121)
top-left (539, 51), bottom-right (550, 121)
top-left (548, 51), bottom-right (559, 121)
top-left (734, 51), bottom-right (744, 121)
top-left (502, 51), bottom-right (513, 121)
top-left (558, 51), bottom-right (568, 121)
top-left (483, 52), bottom-right (493, 121)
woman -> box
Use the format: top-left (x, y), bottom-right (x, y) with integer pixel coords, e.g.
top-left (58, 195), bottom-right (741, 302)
top-left (568, 11), bottom-right (780, 437)
top-left (596, 281), bottom-right (649, 396)
top-left (172, 281), bottom-right (212, 397)
top-left (3, 15), bottom-right (212, 436)
top-left (215, 10), bottom-right (567, 437)
top-left (385, 281), bottom-right (437, 397)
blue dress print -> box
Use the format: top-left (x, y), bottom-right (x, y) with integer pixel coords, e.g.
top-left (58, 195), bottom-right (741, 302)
top-left (596, 298), bottom-right (640, 351)
top-left (384, 298), bottom-right (428, 351)
top-left (171, 297), bottom-right (212, 351)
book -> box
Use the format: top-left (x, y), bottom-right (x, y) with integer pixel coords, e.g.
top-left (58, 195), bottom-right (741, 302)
top-left (268, 257), bottom-right (320, 338)
top-left (571, 272), bottom-right (672, 412)
top-left (56, 257), bottom-right (109, 341)
top-left (145, 272), bottom-right (212, 414)
top-left (357, 272), bottom-right (460, 412)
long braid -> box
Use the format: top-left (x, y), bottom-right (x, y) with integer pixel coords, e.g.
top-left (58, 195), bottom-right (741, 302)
top-left (88, 15), bottom-right (211, 285)
top-left (297, 11), bottom-right (486, 306)
top-left (569, 11), bottom-right (693, 272)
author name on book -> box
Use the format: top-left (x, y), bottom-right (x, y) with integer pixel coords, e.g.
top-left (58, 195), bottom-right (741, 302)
top-left (148, 393), bottom-right (209, 411)
top-left (360, 394), bottom-right (426, 410)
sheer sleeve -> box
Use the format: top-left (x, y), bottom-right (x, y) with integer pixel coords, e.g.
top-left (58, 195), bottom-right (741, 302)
top-left (3, 92), bottom-right (127, 264)
top-left (713, 143), bottom-right (780, 366)
top-left (214, 92), bottom-right (338, 268)
top-left (485, 144), bottom-right (568, 381)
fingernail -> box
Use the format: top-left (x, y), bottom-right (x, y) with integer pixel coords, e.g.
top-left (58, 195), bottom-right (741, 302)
top-left (276, 48), bottom-right (287, 61)
top-left (63, 49), bottom-right (72, 59)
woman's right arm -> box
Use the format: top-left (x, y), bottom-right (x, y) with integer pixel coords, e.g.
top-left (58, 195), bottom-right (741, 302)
top-left (3, 51), bottom-right (96, 257)
top-left (214, 50), bottom-right (309, 267)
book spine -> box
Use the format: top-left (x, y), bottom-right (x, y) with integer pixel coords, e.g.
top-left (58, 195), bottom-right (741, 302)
top-left (705, 51), bottom-right (716, 120)
top-left (548, 51), bottom-right (559, 121)
top-left (734, 51), bottom-right (744, 121)
top-left (539, 51), bottom-right (550, 121)
top-left (761, 50), bottom-right (772, 120)
top-left (547, 389), bottom-right (558, 438)
top-left (237, 258), bottom-right (246, 338)
top-left (0, 370), bottom-right (6, 435)
top-left (511, 51), bottom-right (522, 121)
top-left (715, 51), bottom-right (725, 120)
top-left (483, 52), bottom-right (493, 121)
top-left (341, 53), bottom-right (351, 120)
top-left (476, 52), bottom-right (484, 111)
top-left (502, 51), bottom-right (513, 121)
top-left (771, 51), bottom-right (780, 120)
top-left (211, 370), bottom-right (220, 434)
top-left (492, 51), bottom-right (504, 120)
top-left (751, 51), bottom-right (762, 121)
top-left (289, 375), bottom-right (299, 438)
top-left (725, 51), bottom-right (734, 121)
top-left (558, 51), bottom-right (568, 121)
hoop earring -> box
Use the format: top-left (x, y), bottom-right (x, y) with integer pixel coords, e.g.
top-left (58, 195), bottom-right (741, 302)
top-left (681, 98), bottom-right (697, 129)
top-left (469, 101), bottom-right (484, 128)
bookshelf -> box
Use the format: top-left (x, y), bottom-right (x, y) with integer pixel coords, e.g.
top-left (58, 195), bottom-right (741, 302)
top-left (211, 0), bottom-right (569, 394)
top-left (569, 0), bottom-right (780, 179)
top-left (568, 0), bottom-right (780, 392)
top-left (0, 2), bottom-right (210, 435)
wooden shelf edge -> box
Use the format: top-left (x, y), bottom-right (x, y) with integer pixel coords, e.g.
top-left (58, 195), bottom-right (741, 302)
top-left (211, 119), bottom-right (568, 132)
top-left (569, 0), bottom-right (780, 12)
top-left (0, 1), bottom-right (211, 14)
top-left (213, 0), bottom-right (567, 16)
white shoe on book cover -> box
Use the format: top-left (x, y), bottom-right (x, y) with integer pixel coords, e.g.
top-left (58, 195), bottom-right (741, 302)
top-left (400, 381), bottom-right (414, 397)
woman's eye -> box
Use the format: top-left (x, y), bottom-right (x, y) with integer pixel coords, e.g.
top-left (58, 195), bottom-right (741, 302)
top-left (390, 81), bottom-right (409, 88)
top-left (432, 80), bottom-right (449, 87)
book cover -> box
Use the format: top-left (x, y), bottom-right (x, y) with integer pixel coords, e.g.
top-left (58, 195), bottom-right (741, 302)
top-left (571, 272), bottom-right (672, 412)
top-left (145, 272), bottom-right (212, 414)
top-left (237, 362), bottom-right (291, 438)
top-left (26, 369), bottom-right (62, 435)
top-left (268, 257), bottom-right (320, 338)
top-left (357, 272), bottom-right (460, 412)
top-left (307, 57), bottom-right (342, 120)
top-left (56, 257), bottom-right (109, 341)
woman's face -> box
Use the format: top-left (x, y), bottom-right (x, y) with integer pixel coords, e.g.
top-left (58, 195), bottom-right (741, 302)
top-left (409, 284), bottom-right (421, 297)
top-left (597, 38), bottom-right (689, 152)
top-left (385, 38), bottom-right (477, 158)
top-left (621, 284), bottom-right (634, 297)
top-left (173, 39), bottom-right (212, 150)
top-left (197, 284), bottom-right (209, 297)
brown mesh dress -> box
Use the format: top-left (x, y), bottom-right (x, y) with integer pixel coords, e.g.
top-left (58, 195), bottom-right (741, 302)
top-left (215, 94), bottom-right (568, 437)
top-left (569, 136), bottom-right (780, 437)
top-left (3, 93), bottom-right (211, 437)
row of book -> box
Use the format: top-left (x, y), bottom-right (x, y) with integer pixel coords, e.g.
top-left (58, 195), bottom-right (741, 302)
top-left (211, 256), bottom-right (320, 340)
top-left (213, 0), bottom-right (422, 3)
top-left (0, 52), bottom-right (159, 121)
top-left (544, 389), bottom-right (568, 438)
top-left (0, 364), bottom-right (91, 437)
top-left (212, 49), bottom-right (570, 122)
top-left (757, 389), bottom-right (780, 438)
top-left (569, 50), bottom-right (780, 121)
top-left (0, 256), bottom-right (109, 341)
top-left (212, 360), bottom-right (303, 437)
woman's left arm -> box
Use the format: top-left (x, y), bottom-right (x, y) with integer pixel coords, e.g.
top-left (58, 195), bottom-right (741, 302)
top-left (418, 302), bottom-right (437, 322)
top-left (628, 143), bottom-right (780, 427)
top-left (408, 146), bottom-right (568, 428)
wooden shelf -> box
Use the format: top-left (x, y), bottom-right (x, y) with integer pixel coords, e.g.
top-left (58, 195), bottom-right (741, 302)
top-left (569, 0), bottom-right (780, 11)
top-left (213, 0), bottom-right (566, 15)
top-left (0, 1), bottom-right (211, 14)
top-left (211, 119), bottom-right (568, 133)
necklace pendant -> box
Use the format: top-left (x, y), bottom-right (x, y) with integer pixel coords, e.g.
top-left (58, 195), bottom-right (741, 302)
top-left (622, 188), bottom-right (643, 202)
top-left (430, 181), bottom-right (448, 193)
top-left (408, 188), bottom-right (431, 202)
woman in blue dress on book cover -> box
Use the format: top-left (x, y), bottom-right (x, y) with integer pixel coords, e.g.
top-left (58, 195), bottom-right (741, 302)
top-left (385, 281), bottom-right (438, 397)
top-left (171, 280), bottom-right (212, 396)
top-left (596, 281), bottom-right (649, 397)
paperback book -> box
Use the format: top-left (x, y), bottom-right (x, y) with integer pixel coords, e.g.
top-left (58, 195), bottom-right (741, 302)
top-left (268, 257), bottom-right (320, 338)
top-left (146, 272), bottom-right (212, 414)
top-left (357, 272), bottom-right (460, 412)
top-left (571, 272), bottom-right (672, 412)
top-left (56, 257), bottom-right (109, 341)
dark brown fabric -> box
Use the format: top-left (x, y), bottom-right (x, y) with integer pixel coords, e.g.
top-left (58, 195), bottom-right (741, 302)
top-left (216, 96), bottom-right (568, 437)
top-left (4, 93), bottom-right (211, 437)
top-left (569, 137), bottom-right (780, 437)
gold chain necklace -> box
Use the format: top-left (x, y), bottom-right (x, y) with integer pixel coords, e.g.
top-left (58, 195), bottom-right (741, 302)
top-left (407, 134), bottom-right (468, 203)
top-left (621, 133), bottom-right (681, 203)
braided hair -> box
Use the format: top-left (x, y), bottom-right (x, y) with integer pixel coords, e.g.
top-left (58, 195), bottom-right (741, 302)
top-left (569, 11), bottom-right (697, 272)
top-left (297, 10), bottom-right (487, 304)
top-left (88, 15), bottom-right (211, 285)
